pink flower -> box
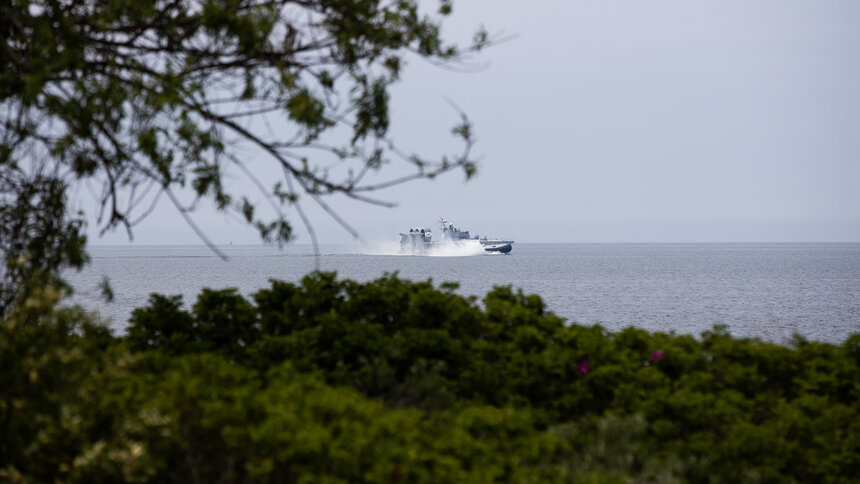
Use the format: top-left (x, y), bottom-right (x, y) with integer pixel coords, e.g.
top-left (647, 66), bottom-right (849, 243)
top-left (651, 350), bottom-right (666, 363)
top-left (578, 360), bottom-right (589, 375)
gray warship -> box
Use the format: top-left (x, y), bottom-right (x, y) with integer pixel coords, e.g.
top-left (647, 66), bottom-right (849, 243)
top-left (399, 219), bottom-right (514, 254)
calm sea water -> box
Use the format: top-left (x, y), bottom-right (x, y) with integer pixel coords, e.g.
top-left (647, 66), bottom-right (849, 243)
top-left (67, 243), bottom-right (860, 343)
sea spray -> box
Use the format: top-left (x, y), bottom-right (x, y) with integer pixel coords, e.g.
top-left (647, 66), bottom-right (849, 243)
top-left (424, 239), bottom-right (485, 257)
top-left (361, 239), bottom-right (485, 257)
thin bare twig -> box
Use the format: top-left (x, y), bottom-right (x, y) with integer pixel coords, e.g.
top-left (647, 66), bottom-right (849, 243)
top-left (164, 187), bottom-right (227, 260)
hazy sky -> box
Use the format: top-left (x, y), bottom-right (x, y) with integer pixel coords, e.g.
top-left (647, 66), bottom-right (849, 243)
top-left (85, 0), bottom-right (860, 245)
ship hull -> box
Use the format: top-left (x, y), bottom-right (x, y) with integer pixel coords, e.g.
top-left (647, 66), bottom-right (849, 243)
top-left (481, 242), bottom-right (512, 254)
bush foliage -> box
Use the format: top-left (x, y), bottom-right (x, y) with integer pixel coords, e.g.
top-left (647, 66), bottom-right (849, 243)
top-left (2, 273), bottom-right (858, 483)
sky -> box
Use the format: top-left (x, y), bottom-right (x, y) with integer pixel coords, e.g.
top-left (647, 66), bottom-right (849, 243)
top-left (85, 0), bottom-right (860, 245)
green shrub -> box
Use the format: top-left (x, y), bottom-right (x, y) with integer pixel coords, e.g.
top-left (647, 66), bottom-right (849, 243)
top-left (2, 272), bottom-right (857, 483)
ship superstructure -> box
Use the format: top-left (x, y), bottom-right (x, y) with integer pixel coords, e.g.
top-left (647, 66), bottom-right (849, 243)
top-left (438, 219), bottom-right (473, 242)
top-left (399, 227), bottom-right (433, 252)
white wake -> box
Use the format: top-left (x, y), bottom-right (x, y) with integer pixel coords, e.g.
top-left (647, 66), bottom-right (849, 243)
top-left (361, 239), bottom-right (485, 257)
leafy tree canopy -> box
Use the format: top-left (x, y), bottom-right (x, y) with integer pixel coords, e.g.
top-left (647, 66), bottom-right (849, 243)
top-left (0, 0), bottom-right (487, 314)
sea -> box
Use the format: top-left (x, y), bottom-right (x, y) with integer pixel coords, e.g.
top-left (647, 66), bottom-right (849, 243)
top-left (66, 242), bottom-right (860, 344)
